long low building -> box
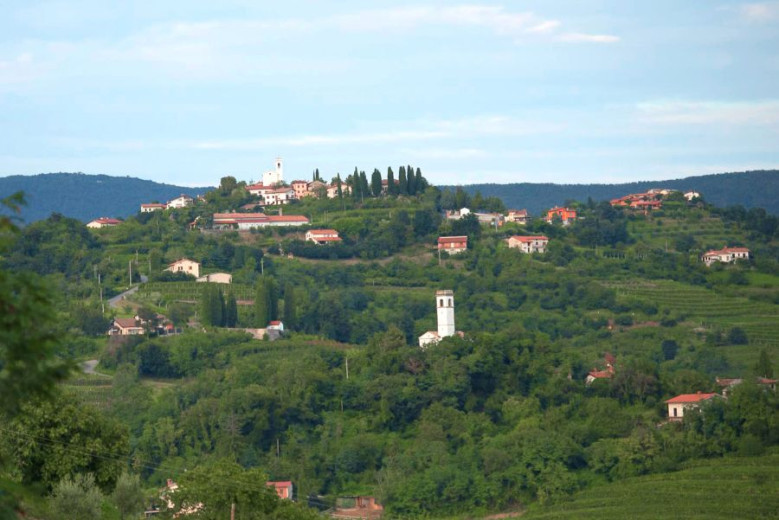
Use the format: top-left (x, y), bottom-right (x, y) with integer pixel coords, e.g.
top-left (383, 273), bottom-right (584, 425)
top-left (213, 212), bottom-right (310, 229)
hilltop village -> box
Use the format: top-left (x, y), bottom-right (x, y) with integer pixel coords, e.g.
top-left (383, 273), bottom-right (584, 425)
top-left (2, 159), bottom-right (777, 519)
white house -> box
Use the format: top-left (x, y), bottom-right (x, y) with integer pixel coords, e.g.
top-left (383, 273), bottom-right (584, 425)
top-left (262, 187), bottom-right (295, 205)
top-left (684, 191), bottom-right (701, 201)
top-left (419, 290), bottom-right (463, 348)
top-left (702, 247), bottom-right (751, 266)
top-left (140, 203), bottom-right (166, 213)
top-left (212, 213), bottom-right (310, 230)
top-left (86, 217), bottom-right (122, 229)
top-left (108, 317), bottom-right (145, 336)
top-left (306, 229), bottom-right (342, 244)
top-left (196, 272), bottom-right (232, 284)
top-left (438, 236), bottom-right (468, 255)
top-left (507, 235), bottom-right (549, 253)
top-left (267, 320), bottom-right (284, 332)
top-left (165, 258), bottom-right (201, 278)
top-left (665, 392), bottom-right (720, 421)
top-left (167, 194), bottom-right (194, 209)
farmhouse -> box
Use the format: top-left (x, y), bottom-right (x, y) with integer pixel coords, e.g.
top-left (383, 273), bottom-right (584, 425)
top-left (665, 392), bottom-right (721, 421)
top-left (267, 481), bottom-right (294, 500)
top-left (507, 235), bottom-right (548, 253)
top-left (166, 194), bottom-right (194, 209)
top-left (140, 203), bottom-right (166, 213)
top-left (306, 229), bottom-right (342, 244)
top-left (506, 209), bottom-right (530, 224)
top-left (212, 212), bottom-right (310, 230)
top-left (108, 317), bottom-right (144, 336)
top-left (165, 258), bottom-right (201, 278)
top-left (702, 247), bottom-right (751, 266)
top-left (475, 212), bottom-right (504, 227)
top-left (716, 377), bottom-right (778, 397)
top-left (86, 217), bottom-right (122, 229)
top-left (438, 236), bottom-right (468, 255)
top-left (545, 207), bottom-right (577, 225)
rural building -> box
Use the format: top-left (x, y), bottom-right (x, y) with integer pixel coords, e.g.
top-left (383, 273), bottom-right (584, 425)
top-left (266, 481), bottom-right (293, 500)
top-left (291, 180), bottom-right (309, 198)
top-left (684, 190), bottom-right (702, 201)
top-left (331, 496), bottom-right (384, 519)
top-left (445, 207), bottom-right (471, 220)
top-left (166, 194), bottom-right (194, 209)
top-left (419, 290), bottom-right (463, 348)
top-left (212, 212), bottom-right (310, 230)
top-left (507, 235), bottom-right (549, 253)
top-left (262, 187), bottom-right (295, 205)
top-left (665, 392), bottom-right (720, 421)
top-left (702, 247), bottom-right (751, 266)
top-left (474, 212), bottom-right (504, 227)
top-left (438, 236), bottom-right (468, 255)
top-left (306, 229), bottom-right (342, 244)
top-left (86, 217), bottom-right (122, 229)
top-left (585, 353), bottom-right (616, 385)
top-left (545, 207), bottom-right (577, 225)
top-left (108, 317), bottom-right (145, 336)
top-left (140, 203), bottom-right (166, 213)
top-left (506, 209), bottom-right (530, 224)
top-left (165, 258), bottom-right (201, 278)
top-left (196, 272), bottom-right (232, 284)
top-left (267, 320), bottom-right (285, 332)
top-left (715, 377), bottom-right (778, 397)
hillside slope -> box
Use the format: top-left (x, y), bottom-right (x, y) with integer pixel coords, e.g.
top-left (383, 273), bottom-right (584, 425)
top-left (0, 172), bottom-right (212, 223)
top-left (448, 170), bottom-right (778, 215)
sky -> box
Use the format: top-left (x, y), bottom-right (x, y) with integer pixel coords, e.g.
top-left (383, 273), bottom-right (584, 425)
top-left (1, 1), bottom-right (778, 187)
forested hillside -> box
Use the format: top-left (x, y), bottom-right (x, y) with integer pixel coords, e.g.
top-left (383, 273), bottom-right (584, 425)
top-left (0, 173), bottom-right (211, 223)
top-left (448, 170), bottom-right (779, 215)
top-left (1, 173), bottom-right (777, 518)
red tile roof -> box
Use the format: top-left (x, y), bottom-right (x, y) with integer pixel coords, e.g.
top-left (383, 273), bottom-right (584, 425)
top-left (91, 217), bottom-right (122, 225)
top-left (114, 318), bottom-right (140, 329)
top-left (509, 235), bottom-right (548, 242)
top-left (438, 236), bottom-right (468, 244)
top-left (309, 229), bottom-right (339, 235)
top-left (665, 393), bottom-right (718, 404)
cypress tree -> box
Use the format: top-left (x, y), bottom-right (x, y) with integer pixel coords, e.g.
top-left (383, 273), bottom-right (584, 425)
top-left (225, 292), bottom-right (238, 327)
top-left (336, 173), bottom-right (343, 199)
top-left (283, 283), bottom-right (297, 330)
top-left (387, 167), bottom-right (396, 195)
top-left (398, 167), bottom-right (407, 195)
top-left (254, 282), bottom-right (268, 327)
top-left (371, 168), bottom-right (383, 197)
top-left (352, 167), bottom-right (360, 200)
top-left (359, 171), bottom-right (369, 201)
top-left (415, 167), bottom-right (426, 192)
top-left (407, 166), bottom-right (416, 195)
top-left (217, 289), bottom-right (226, 327)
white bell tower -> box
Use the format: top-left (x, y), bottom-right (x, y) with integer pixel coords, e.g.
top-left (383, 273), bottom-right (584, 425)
top-left (436, 290), bottom-right (455, 338)
top-left (263, 157), bottom-right (284, 186)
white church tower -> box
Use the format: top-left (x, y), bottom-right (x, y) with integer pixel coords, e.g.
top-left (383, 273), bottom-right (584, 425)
top-left (419, 289), bottom-right (460, 348)
top-left (436, 290), bottom-right (455, 337)
top-left (263, 157), bottom-right (284, 186)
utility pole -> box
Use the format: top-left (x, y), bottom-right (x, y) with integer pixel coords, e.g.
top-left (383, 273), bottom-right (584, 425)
top-left (261, 257), bottom-right (265, 276)
top-left (345, 357), bottom-right (349, 380)
top-left (128, 260), bottom-right (132, 286)
top-left (231, 502), bottom-right (236, 520)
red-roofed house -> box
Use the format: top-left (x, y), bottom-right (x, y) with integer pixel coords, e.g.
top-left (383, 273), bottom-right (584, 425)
top-left (267, 320), bottom-right (284, 332)
top-left (585, 365), bottom-right (614, 386)
top-left (306, 229), bottom-right (342, 244)
top-left (212, 212), bottom-right (310, 230)
top-left (507, 235), bottom-right (548, 253)
top-left (545, 207), bottom-right (577, 225)
top-left (702, 247), bottom-right (751, 266)
top-left (109, 317), bottom-right (144, 336)
top-left (506, 209), bottom-right (530, 224)
top-left (266, 481), bottom-right (293, 500)
top-left (665, 392), bottom-right (721, 421)
top-left (438, 236), bottom-right (468, 255)
top-left (86, 217), bottom-right (122, 229)
top-left (716, 376), bottom-right (778, 397)
top-left (140, 203), bottom-right (166, 213)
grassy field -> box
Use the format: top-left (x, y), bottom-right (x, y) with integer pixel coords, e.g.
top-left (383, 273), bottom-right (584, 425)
top-left (523, 452), bottom-right (779, 519)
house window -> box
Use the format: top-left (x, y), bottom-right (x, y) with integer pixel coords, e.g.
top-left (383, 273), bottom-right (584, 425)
top-left (673, 407), bottom-right (677, 417)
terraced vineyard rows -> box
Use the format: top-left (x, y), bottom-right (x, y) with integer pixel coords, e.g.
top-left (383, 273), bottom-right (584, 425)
top-left (609, 280), bottom-right (779, 347)
top-left (523, 453), bottom-right (779, 519)
top-left (62, 375), bottom-right (113, 411)
top-left (139, 281), bottom-right (256, 302)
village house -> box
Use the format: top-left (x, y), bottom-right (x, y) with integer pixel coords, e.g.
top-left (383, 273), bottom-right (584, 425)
top-left (86, 217), bottom-right (122, 229)
top-left (267, 320), bottom-right (284, 333)
top-left (716, 377), bottom-right (778, 397)
top-left (438, 236), bottom-right (468, 255)
top-left (140, 203), bottom-right (166, 213)
top-left (445, 207), bottom-right (471, 220)
top-left (306, 229), bottom-right (342, 245)
top-left (545, 207), bottom-right (577, 225)
top-left (419, 290), bottom-right (464, 348)
top-left (266, 481), bottom-right (294, 500)
top-left (108, 317), bottom-right (145, 336)
top-left (507, 235), bottom-right (549, 253)
top-left (585, 353), bottom-right (616, 386)
top-left (331, 496), bottom-right (384, 519)
top-left (165, 258), bottom-right (201, 278)
top-left (196, 272), bottom-right (232, 284)
top-left (327, 182), bottom-right (350, 198)
top-left (262, 187), bottom-right (295, 205)
top-left (166, 194), bottom-right (194, 209)
top-left (702, 247), bottom-right (751, 266)
top-left (212, 212), bottom-right (310, 230)
top-left (506, 209), bottom-right (530, 225)
top-left (291, 180), bottom-right (309, 199)
top-left (665, 392), bottom-right (721, 421)
top-left (684, 190), bottom-right (702, 201)
top-left (246, 182), bottom-right (273, 198)
top-left (474, 212), bottom-right (504, 227)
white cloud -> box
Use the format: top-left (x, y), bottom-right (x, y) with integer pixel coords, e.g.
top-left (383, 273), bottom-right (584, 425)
top-left (558, 33), bottom-right (620, 43)
top-left (739, 2), bottom-right (779, 22)
top-left (636, 100), bottom-right (779, 125)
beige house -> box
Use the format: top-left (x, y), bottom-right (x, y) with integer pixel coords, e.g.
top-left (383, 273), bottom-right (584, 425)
top-left (108, 317), bottom-right (144, 336)
top-left (438, 236), bottom-right (468, 255)
top-left (507, 235), bottom-right (548, 253)
top-left (306, 229), bottom-right (342, 244)
top-left (702, 247), bottom-right (751, 266)
top-left (506, 209), bottom-right (530, 224)
top-left (140, 203), bottom-right (166, 213)
top-left (165, 258), bottom-right (201, 278)
top-left (86, 217), bottom-right (122, 229)
top-left (665, 392), bottom-right (720, 421)
top-left (196, 272), bottom-right (232, 284)
top-left (166, 194), bottom-right (194, 209)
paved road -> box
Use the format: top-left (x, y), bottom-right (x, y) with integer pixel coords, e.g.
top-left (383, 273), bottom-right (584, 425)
top-left (80, 359), bottom-right (109, 377)
top-left (108, 285), bottom-right (139, 309)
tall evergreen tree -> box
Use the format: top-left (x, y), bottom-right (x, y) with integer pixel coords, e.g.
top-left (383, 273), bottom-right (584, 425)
top-left (359, 171), bottom-right (369, 201)
top-left (415, 167), bottom-right (426, 192)
top-left (351, 167), bottom-right (360, 200)
top-left (200, 284), bottom-right (223, 327)
top-left (371, 168), bottom-right (383, 197)
top-left (253, 282), bottom-right (269, 327)
top-left (266, 277), bottom-right (279, 321)
top-left (283, 283), bottom-right (297, 330)
top-left (387, 167), bottom-right (396, 195)
top-left (336, 173), bottom-right (343, 199)
top-left (407, 165), bottom-right (417, 195)
top-left (225, 292), bottom-right (238, 328)
top-left (398, 167), bottom-right (407, 195)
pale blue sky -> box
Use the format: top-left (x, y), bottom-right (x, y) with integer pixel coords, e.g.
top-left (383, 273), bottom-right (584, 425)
top-left (1, 1), bottom-right (778, 186)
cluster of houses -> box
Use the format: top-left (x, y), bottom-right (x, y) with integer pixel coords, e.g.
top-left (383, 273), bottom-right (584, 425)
top-left (610, 188), bottom-right (701, 213)
top-left (140, 194), bottom-right (198, 213)
top-left (437, 234), bottom-right (549, 256)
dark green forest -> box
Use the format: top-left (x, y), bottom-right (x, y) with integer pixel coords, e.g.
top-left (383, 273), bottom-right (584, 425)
top-left (1, 172), bottom-right (778, 519)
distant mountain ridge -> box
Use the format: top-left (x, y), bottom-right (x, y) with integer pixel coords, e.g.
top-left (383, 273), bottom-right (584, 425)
top-left (446, 170), bottom-right (778, 215)
top-left (0, 173), bottom-right (212, 224)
